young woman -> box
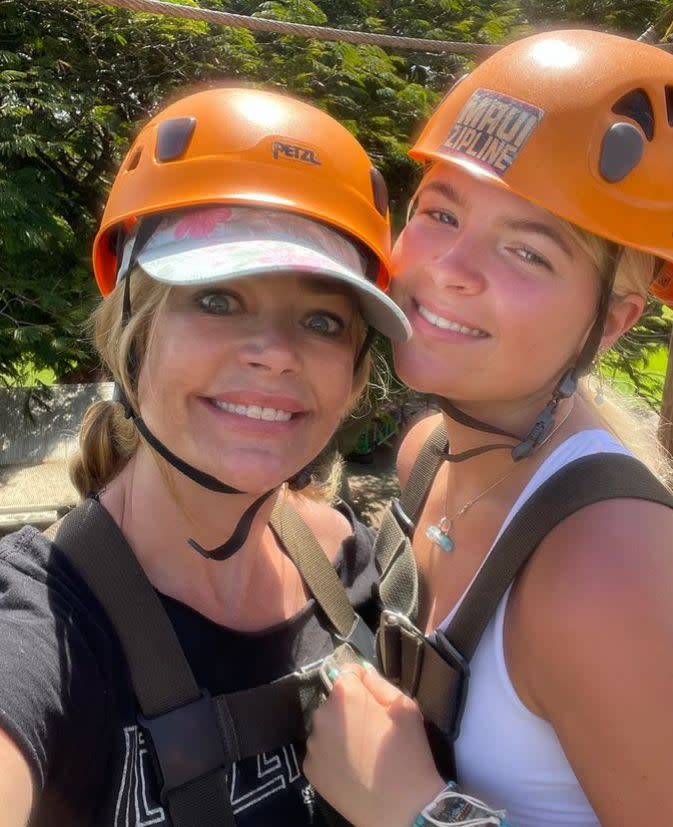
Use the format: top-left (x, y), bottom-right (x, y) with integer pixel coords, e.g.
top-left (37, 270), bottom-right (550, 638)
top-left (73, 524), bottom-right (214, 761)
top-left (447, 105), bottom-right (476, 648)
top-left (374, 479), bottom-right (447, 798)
top-left (305, 30), bottom-right (673, 827)
top-left (0, 86), bottom-right (410, 826)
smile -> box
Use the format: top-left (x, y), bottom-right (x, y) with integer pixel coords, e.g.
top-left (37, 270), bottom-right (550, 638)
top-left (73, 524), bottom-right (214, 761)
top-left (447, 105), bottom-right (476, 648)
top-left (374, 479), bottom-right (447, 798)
top-left (416, 303), bottom-right (488, 337)
top-left (211, 400), bottom-right (294, 421)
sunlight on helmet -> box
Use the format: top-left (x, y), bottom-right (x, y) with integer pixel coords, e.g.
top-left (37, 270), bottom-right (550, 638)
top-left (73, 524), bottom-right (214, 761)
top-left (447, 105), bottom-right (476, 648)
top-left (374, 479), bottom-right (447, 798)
top-left (530, 39), bottom-right (581, 70)
top-left (233, 94), bottom-right (288, 128)
top-left (226, 191), bottom-right (294, 207)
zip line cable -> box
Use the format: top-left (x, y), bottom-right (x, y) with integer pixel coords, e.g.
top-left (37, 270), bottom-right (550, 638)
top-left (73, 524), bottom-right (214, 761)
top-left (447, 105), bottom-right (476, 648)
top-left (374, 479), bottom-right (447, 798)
top-left (80, 0), bottom-right (673, 55)
top-left (81, 0), bottom-right (500, 55)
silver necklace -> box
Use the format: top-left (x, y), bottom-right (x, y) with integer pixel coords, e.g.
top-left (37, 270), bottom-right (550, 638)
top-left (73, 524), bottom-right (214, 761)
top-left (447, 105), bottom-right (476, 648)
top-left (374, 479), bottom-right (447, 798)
top-left (426, 401), bottom-right (575, 553)
top-left (425, 464), bottom-right (518, 553)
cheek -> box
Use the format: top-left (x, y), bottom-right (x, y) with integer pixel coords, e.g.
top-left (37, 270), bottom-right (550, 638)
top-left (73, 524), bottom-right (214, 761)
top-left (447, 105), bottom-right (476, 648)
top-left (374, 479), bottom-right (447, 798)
top-left (497, 277), bottom-right (597, 370)
top-left (139, 316), bottom-right (215, 406)
top-left (311, 349), bottom-right (356, 422)
top-left (391, 226), bottom-right (423, 274)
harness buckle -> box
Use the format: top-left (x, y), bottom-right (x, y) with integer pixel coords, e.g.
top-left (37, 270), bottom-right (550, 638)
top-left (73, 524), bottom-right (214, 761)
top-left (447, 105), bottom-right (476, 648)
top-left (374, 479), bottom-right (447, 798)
top-left (379, 611), bottom-right (470, 742)
top-left (378, 609), bottom-right (424, 686)
top-left (138, 689), bottom-right (228, 803)
top-left (428, 629), bottom-right (470, 741)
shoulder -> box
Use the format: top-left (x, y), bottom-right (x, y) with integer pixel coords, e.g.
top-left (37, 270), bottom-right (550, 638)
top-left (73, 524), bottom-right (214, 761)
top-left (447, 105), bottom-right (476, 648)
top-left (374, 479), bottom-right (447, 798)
top-left (0, 525), bottom-right (56, 588)
top-left (397, 413), bottom-right (444, 489)
top-left (0, 523), bottom-right (106, 622)
top-left (508, 496), bottom-right (673, 819)
top-left (0, 525), bottom-right (117, 794)
top-left (286, 495), bottom-right (357, 563)
top-left (512, 495), bottom-right (673, 709)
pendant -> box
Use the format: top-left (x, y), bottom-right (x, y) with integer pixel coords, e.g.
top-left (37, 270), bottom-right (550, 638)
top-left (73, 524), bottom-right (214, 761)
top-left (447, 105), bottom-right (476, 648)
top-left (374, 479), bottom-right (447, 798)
top-left (425, 523), bottom-right (455, 553)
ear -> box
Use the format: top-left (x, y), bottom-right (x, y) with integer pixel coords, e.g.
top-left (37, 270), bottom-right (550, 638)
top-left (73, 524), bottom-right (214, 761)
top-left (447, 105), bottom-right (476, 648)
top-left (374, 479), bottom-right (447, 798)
top-left (600, 292), bottom-right (646, 351)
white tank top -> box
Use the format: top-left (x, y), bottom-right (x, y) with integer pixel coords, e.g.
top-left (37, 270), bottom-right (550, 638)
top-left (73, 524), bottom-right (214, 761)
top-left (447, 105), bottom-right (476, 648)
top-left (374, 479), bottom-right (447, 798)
top-left (439, 429), bottom-right (629, 827)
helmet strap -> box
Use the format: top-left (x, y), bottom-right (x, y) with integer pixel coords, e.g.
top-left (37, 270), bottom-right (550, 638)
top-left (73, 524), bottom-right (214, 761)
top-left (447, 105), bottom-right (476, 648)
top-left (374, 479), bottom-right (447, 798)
top-left (354, 326), bottom-right (375, 374)
top-left (109, 214), bottom-right (382, 559)
top-left (435, 245), bottom-right (621, 463)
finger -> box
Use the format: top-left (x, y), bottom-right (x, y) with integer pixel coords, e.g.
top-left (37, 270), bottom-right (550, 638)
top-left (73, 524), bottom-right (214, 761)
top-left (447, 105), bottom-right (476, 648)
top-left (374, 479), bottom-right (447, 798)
top-left (361, 664), bottom-right (407, 707)
top-left (330, 663), bottom-right (366, 686)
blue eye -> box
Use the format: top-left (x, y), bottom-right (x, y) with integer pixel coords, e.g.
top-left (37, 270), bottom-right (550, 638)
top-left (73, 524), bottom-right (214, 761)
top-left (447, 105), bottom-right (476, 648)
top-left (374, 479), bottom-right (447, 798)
top-left (196, 291), bottom-right (241, 315)
top-left (427, 209), bottom-right (458, 227)
top-left (303, 313), bottom-right (343, 337)
top-left (513, 248), bottom-right (552, 270)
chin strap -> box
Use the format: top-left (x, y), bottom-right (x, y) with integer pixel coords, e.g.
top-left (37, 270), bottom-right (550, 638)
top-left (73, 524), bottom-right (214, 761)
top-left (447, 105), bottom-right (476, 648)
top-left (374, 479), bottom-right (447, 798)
top-left (434, 243), bottom-right (621, 464)
top-left (111, 216), bottom-right (282, 561)
top-left (433, 368), bottom-right (578, 464)
top-left (110, 215), bottom-right (368, 561)
top-left (432, 397), bottom-right (518, 462)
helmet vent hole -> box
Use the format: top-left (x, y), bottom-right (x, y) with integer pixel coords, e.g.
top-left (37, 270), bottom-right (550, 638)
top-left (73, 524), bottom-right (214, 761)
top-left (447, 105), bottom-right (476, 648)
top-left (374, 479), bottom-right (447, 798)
top-left (125, 149), bottom-right (142, 172)
top-left (370, 168), bottom-right (389, 216)
top-left (665, 86), bottom-right (673, 126)
top-left (611, 89), bottom-right (654, 141)
top-left (156, 117), bottom-right (197, 162)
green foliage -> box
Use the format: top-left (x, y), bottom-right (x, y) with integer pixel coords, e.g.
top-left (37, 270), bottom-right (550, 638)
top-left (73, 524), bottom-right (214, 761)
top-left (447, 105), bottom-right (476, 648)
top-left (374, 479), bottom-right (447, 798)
top-left (603, 301), bottom-right (671, 409)
top-left (2, 0), bottom-right (671, 408)
top-left (1, 0), bottom-right (264, 384)
top-left (517, 0), bottom-right (671, 34)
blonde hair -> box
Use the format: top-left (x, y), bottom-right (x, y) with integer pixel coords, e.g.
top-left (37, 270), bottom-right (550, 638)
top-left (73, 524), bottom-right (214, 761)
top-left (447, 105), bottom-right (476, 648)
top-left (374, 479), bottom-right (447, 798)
top-left (70, 268), bottom-right (371, 502)
top-left (562, 223), bottom-right (671, 484)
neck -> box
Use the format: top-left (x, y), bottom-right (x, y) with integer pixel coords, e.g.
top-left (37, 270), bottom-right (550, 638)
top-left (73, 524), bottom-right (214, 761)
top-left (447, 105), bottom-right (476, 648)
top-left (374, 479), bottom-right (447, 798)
top-left (99, 446), bottom-right (288, 624)
top-left (438, 391), bottom-right (580, 490)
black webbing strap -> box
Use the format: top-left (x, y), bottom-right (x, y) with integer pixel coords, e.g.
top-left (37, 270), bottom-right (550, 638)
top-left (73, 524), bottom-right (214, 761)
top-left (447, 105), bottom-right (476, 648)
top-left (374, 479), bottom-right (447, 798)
top-left (212, 668), bottom-right (324, 756)
top-left (400, 422), bottom-right (449, 521)
top-left (54, 497), bottom-right (362, 826)
top-left (55, 499), bottom-right (235, 827)
top-left (444, 452), bottom-right (673, 659)
top-left (56, 500), bottom-right (201, 713)
top-left (383, 452), bottom-right (673, 783)
top-left (373, 422), bottom-right (447, 621)
top-left (270, 499), bottom-right (375, 661)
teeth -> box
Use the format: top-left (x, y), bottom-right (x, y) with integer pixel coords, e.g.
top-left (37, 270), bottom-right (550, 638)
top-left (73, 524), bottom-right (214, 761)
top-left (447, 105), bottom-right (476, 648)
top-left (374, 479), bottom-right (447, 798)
top-left (213, 400), bottom-right (293, 421)
top-left (417, 304), bottom-right (487, 337)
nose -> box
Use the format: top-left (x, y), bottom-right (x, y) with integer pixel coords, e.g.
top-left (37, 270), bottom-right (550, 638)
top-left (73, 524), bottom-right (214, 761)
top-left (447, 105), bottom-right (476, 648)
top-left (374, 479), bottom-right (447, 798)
top-left (426, 230), bottom-right (487, 296)
top-left (239, 319), bottom-right (302, 375)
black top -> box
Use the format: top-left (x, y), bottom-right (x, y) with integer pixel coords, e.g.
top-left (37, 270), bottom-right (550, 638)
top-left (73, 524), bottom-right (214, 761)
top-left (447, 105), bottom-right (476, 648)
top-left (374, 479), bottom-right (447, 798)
top-left (0, 503), bottom-right (377, 826)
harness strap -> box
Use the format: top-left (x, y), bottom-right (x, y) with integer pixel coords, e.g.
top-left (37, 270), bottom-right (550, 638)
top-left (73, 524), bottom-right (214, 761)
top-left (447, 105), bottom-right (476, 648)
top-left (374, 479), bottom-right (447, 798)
top-left (379, 451), bottom-right (673, 784)
top-left (400, 422), bottom-right (449, 520)
top-left (54, 497), bottom-right (365, 826)
top-left (446, 453), bottom-right (673, 659)
top-left (373, 422), bottom-right (447, 621)
top-left (270, 498), bottom-right (375, 661)
top-left (56, 499), bottom-right (233, 826)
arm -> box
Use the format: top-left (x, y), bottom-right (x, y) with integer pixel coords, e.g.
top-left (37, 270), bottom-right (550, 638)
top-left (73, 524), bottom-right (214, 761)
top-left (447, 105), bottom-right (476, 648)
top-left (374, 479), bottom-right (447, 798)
top-left (510, 498), bottom-right (673, 825)
top-left (0, 534), bottom-right (113, 823)
top-left (0, 728), bottom-right (34, 827)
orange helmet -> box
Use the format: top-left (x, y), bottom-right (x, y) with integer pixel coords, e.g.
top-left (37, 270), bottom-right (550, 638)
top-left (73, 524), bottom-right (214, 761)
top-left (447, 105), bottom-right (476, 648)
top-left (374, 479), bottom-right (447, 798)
top-left (93, 86), bottom-right (391, 296)
top-left (410, 29), bottom-right (673, 304)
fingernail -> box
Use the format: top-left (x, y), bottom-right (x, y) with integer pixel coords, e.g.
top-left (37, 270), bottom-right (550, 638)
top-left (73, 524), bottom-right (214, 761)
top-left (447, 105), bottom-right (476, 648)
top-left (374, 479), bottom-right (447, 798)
top-left (327, 667), bottom-right (339, 681)
top-left (363, 661), bottom-right (375, 671)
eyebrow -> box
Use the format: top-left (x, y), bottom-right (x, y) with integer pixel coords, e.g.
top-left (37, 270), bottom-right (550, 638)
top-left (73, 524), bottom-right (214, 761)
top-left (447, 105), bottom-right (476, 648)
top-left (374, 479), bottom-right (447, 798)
top-left (504, 219), bottom-right (575, 260)
top-left (419, 180), bottom-right (575, 261)
top-left (418, 180), bottom-right (467, 207)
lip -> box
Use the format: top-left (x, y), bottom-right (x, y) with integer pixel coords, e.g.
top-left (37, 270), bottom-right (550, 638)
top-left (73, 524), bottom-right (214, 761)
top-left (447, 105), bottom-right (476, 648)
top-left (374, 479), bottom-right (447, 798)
top-left (409, 299), bottom-right (491, 341)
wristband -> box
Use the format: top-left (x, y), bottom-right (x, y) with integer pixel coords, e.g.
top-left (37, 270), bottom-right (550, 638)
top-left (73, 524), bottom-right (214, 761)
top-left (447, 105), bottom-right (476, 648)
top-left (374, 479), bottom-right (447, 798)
top-left (410, 781), bottom-right (514, 827)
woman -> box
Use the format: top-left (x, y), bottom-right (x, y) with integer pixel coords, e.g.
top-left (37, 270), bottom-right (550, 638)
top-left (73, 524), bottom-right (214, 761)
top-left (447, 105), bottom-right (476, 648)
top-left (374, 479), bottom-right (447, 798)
top-left (305, 30), bottom-right (673, 827)
top-left (0, 86), bottom-right (410, 826)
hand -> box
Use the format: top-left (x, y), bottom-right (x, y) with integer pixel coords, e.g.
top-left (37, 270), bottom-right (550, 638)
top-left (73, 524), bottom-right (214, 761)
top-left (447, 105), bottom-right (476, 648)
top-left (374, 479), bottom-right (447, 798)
top-left (305, 664), bottom-right (445, 827)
